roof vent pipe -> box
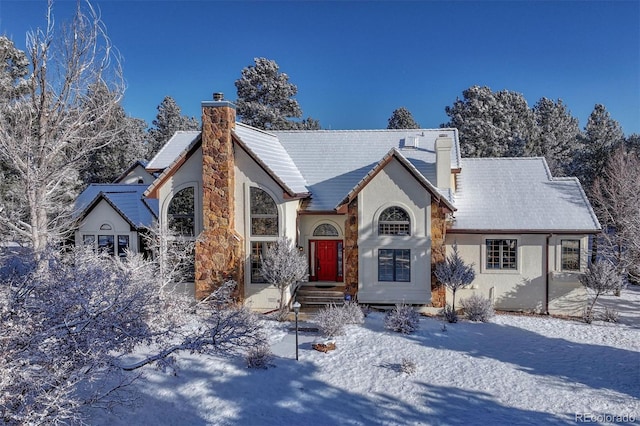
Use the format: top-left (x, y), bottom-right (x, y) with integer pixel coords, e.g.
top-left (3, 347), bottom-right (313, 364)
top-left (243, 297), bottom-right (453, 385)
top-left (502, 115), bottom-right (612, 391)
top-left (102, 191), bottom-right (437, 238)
top-left (213, 92), bottom-right (224, 101)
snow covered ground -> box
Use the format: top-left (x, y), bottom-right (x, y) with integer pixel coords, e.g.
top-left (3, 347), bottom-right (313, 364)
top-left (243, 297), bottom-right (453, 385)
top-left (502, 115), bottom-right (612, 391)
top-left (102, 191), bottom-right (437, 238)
top-left (89, 286), bottom-right (640, 425)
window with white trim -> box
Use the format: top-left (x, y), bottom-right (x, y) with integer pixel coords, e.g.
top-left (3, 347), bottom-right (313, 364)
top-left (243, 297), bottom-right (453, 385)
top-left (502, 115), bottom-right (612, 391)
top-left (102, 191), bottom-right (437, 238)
top-left (168, 187), bottom-right (195, 236)
top-left (378, 206), bottom-right (411, 236)
top-left (486, 239), bottom-right (517, 270)
top-left (378, 249), bottom-right (411, 282)
top-left (561, 240), bottom-right (580, 271)
top-left (250, 187), bottom-right (278, 236)
top-left (250, 241), bottom-right (275, 283)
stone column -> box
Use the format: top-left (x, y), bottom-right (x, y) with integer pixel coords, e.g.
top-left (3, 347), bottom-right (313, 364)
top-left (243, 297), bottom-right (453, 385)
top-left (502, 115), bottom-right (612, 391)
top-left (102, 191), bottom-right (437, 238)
top-left (344, 197), bottom-right (359, 298)
top-left (430, 200), bottom-right (447, 307)
top-left (195, 97), bottom-right (244, 300)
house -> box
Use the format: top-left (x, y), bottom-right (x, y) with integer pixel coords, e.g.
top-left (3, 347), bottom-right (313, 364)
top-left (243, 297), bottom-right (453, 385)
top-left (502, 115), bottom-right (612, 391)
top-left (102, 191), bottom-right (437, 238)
top-left (74, 93), bottom-right (601, 315)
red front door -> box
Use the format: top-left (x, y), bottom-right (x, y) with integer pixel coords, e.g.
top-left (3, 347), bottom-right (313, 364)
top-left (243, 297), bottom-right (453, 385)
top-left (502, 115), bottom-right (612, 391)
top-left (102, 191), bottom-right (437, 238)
top-left (312, 240), bottom-right (343, 282)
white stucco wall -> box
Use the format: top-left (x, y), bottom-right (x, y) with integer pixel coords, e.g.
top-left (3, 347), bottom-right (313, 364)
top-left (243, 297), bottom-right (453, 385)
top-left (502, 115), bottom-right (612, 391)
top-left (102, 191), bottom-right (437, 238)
top-left (446, 233), bottom-right (590, 315)
top-left (75, 200), bottom-right (139, 254)
top-left (234, 143), bottom-right (300, 311)
top-left (357, 159), bottom-right (432, 304)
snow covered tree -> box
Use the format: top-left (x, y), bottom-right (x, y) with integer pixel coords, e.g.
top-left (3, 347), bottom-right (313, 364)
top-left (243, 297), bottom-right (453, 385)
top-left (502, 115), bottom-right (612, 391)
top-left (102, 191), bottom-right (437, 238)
top-left (0, 36), bottom-right (29, 101)
top-left (434, 243), bottom-right (476, 316)
top-left (80, 83), bottom-right (148, 184)
top-left (259, 236), bottom-right (308, 320)
top-left (591, 146), bottom-right (640, 283)
top-left (579, 260), bottom-right (624, 323)
top-left (0, 1), bottom-right (125, 254)
top-left (443, 86), bottom-right (537, 158)
top-left (625, 133), bottom-right (640, 154)
top-left (387, 107), bottom-right (420, 129)
top-left (235, 57), bottom-right (320, 130)
top-left (572, 104), bottom-right (625, 191)
top-left (0, 247), bottom-right (265, 424)
top-left (147, 95), bottom-right (199, 159)
top-left (531, 98), bottom-right (581, 176)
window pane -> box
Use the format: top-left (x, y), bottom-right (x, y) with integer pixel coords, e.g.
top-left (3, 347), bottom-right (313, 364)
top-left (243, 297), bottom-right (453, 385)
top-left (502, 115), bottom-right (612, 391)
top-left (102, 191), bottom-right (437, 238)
top-left (486, 240), bottom-right (500, 269)
top-left (250, 188), bottom-right (278, 236)
top-left (117, 235), bottom-right (129, 257)
top-left (561, 240), bottom-right (580, 271)
top-left (313, 223), bottom-right (339, 236)
top-left (486, 239), bottom-right (517, 270)
top-left (251, 241), bottom-right (274, 283)
top-left (395, 249), bottom-right (411, 282)
top-left (168, 187), bottom-right (195, 236)
top-left (379, 206), bottom-right (410, 235)
top-left (83, 235), bottom-right (95, 246)
top-left (378, 249), bottom-right (394, 281)
top-left (98, 235), bottom-right (114, 256)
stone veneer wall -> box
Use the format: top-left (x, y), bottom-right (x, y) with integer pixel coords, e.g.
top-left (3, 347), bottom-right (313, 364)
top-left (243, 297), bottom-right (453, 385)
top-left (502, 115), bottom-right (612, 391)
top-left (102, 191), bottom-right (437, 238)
top-left (430, 200), bottom-right (447, 307)
top-left (195, 103), bottom-right (244, 300)
top-left (344, 198), bottom-right (359, 298)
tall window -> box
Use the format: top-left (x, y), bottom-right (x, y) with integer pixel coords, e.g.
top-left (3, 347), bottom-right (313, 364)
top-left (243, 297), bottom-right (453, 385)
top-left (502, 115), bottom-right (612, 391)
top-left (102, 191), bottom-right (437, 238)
top-left (378, 249), bottom-right (411, 282)
top-left (561, 240), bottom-right (580, 271)
top-left (98, 235), bottom-right (115, 256)
top-left (250, 187), bottom-right (278, 236)
top-left (250, 241), bottom-right (275, 283)
top-left (486, 239), bottom-right (517, 270)
top-left (168, 187), bottom-right (195, 236)
top-left (378, 206), bottom-right (410, 236)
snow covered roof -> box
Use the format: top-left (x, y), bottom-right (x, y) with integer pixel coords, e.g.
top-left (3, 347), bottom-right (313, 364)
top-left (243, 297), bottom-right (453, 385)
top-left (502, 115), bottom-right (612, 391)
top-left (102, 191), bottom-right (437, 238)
top-left (146, 131), bottom-right (200, 171)
top-left (233, 123), bottom-right (309, 196)
top-left (74, 184), bottom-right (158, 229)
top-left (271, 128), bottom-right (461, 211)
top-left (451, 158), bottom-right (601, 232)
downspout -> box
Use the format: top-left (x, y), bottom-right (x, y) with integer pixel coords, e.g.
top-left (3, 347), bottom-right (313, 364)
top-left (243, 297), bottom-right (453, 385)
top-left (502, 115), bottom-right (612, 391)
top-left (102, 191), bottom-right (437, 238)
top-left (545, 233), bottom-right (552, 314)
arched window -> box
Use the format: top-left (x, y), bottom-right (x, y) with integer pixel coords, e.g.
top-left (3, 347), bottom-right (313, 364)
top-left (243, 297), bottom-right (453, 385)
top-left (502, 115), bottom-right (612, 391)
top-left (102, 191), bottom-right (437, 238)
top-left (378, 206), bottom-right (410, 236)
top-left (250, 187), bottom-right (278, 236)
top-left (313, 223), bottom-right (339, 237)
top-left (168, 187), bottom-right (195, 236)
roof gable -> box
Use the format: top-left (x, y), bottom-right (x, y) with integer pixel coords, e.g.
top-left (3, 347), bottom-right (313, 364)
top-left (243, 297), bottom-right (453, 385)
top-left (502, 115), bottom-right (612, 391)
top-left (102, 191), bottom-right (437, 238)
top-left (75, 184), bottom-right (157, 229)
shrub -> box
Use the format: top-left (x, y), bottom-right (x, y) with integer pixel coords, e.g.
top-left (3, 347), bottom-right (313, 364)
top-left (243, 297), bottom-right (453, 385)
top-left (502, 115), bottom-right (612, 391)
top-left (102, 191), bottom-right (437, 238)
top-left (600, 306), bottom-right (619, 323)
top-left (440, 304), bottom-right (458, 323)
top-left (400, 358), bottom-right (417, 375)
top-left (384, 303), bottom-right (420, 334)
top-left (461, 293), bottom-right (494, 322)
top-left (246, 344), bottom-right (274, 369)
top-left (313, 301), bottom-right (365, 338)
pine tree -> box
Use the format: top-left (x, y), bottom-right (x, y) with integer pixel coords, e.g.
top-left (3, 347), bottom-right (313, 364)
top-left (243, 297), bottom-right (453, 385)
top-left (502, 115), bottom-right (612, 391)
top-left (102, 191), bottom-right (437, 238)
top-left (387, 107), bottom-right (420, 129)
top-left (531, 98), bottom-right (581, 176)
top-left (235, 57), bottom-right (320, 130)
top-left (147, 96), bottom-right (199, 159)
top-left (443, 86), bottom-right (537, 158)
top-left (434, 243), bottom-right (475, 314)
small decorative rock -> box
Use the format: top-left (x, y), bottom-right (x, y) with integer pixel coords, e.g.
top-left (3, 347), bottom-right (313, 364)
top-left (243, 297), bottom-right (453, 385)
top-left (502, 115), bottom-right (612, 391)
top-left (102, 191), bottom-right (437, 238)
top-left (312, 341), bottom-right (336, 353)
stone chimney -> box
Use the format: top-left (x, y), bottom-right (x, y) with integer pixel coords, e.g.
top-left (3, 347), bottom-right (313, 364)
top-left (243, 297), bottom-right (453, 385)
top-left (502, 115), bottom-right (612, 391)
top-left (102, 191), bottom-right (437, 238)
top-left (195, 93), bottom-right (244, 299)
top-left (434, 134), bottom-right (453, 190)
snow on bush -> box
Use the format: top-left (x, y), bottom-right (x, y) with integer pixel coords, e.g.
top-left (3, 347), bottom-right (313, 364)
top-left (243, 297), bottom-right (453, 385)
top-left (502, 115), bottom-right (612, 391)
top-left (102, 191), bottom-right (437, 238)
top-left (580, 261), bottom-right (624, 324)
top-left (440, 304), bottom-right (458, 323)
top-left (384, 303), bottom-right (420, 334)
top-left (246, 344), bottom-right (274, 369)
top-left (314, 301), bottom-right (365, 338)
top-left (600, 306), bottom-right (620, 323)
top-left (460, 293), bottom-right (494, 322)
top-left (400, 358), bottom-right (417, 375)
top-left (0, 248), bottom-right (265, 424)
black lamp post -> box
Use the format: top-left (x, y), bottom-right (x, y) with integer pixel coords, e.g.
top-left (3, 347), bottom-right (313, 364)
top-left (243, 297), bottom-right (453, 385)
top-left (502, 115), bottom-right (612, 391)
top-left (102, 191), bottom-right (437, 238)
top-left (293, 301), bottom-right (301, 361)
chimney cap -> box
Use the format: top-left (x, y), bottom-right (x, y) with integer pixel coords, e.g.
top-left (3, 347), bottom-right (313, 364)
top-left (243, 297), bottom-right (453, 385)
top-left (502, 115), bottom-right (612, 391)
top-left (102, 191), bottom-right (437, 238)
top-left (213, 92), bottom-right (224, 101)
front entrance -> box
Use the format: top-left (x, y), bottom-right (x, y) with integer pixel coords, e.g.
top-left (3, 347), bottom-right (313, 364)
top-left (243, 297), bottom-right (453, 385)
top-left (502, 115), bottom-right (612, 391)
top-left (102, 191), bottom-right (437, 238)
top-left (310, 240), bottom-right (343, 282)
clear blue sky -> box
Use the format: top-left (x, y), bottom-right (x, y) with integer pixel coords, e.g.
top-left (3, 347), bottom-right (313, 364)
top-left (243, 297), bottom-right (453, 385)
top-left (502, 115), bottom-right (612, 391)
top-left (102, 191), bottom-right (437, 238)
top-left (1, 0), bottom-right (639, 135)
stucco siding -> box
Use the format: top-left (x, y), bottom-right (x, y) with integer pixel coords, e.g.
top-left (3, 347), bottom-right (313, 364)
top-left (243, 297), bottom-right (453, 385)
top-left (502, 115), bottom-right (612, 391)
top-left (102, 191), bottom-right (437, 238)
top-left (357, 159), bottom-right (432, 304)
top-left (75, 200), bottom-right (139, 253)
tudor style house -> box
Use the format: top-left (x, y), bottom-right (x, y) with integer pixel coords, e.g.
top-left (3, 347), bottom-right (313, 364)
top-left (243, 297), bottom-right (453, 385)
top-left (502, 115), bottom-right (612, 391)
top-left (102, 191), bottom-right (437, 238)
top-left (74, 93), bottom-right (601, 315)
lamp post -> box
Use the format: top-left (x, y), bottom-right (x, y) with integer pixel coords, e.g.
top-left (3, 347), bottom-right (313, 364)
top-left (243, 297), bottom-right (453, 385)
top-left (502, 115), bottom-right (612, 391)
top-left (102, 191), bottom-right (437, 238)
top-left (293, 301), bottom-right (301, 361)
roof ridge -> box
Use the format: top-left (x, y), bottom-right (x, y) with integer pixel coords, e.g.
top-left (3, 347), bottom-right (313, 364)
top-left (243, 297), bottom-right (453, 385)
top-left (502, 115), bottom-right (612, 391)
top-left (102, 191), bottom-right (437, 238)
top-left (271, 128), bottom-right (457, 134)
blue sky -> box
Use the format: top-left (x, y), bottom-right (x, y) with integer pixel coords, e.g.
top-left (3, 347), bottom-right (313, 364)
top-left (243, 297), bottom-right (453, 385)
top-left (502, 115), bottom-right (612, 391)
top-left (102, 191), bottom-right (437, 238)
top-left (1, 0), bottom-right (639, 135)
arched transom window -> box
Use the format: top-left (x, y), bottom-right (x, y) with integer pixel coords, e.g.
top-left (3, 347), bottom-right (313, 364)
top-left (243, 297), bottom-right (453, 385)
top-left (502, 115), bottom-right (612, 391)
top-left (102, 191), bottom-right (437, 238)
top-left (313, 223), bottom-right (339, 237)
top-left (168, 187), bottom-right (195, 236)
top-left (378, 206), bottom-right (410, 236)
top-left (250, 187), bottom-right (278, 236)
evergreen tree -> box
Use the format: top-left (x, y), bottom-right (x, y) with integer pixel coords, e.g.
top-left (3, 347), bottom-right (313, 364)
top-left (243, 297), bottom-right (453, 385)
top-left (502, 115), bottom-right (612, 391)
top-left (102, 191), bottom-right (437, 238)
top-left (80, 83), bottom-right (148, 184)
top-left (387, 107), bottom-right (420, 129)
top-left (531, 98), bottom-right (581, 176)
top-left (625, 133), bottom-right (640, 154)
top-left (147, 96), bottom-right (199, 159)
top-left (572, 104), bottom-right (625, 191)
top-left (0, 36), bottom-right (29, 101)
top-left (235, 57), bottom-right (320, 130)
top-left (443, 86), bottom-right (537, 158)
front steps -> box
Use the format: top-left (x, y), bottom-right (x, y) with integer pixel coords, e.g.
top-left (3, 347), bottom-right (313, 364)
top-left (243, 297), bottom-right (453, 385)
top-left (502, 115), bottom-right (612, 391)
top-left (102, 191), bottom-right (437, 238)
top-left (295, 285), bottom-right (346, 310)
